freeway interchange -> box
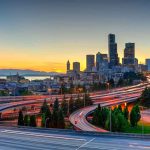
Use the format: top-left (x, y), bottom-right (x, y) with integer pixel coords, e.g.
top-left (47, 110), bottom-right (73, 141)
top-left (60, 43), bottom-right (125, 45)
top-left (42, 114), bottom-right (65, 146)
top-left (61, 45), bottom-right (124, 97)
top-left (69, 81), bottom-right (150, 132)
top-left (0, 80), bottom-right (150, 149)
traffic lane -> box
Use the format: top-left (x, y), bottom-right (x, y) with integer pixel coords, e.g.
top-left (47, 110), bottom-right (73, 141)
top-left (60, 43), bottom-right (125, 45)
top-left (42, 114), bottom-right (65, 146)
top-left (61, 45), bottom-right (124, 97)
top-left (0, 129), bottom-right (88, 150)
top-left (0, 128), bottom-right (150, 150)
top-left (69, 105), bottom-right (108, 132)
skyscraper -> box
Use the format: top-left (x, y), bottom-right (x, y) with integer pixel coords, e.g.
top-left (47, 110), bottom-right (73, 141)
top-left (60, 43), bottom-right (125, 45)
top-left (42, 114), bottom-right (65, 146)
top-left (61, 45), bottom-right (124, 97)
top-left (73, 62), bottom-right (80, 73)
top-left (66, 60), bottom-right (70, 72)
top-left (108, 34), bottom-right (119, 68)
top-left (96, 52), bottom-right (108, 71)
top-left (122, 43), bottom-right (136, 69)
top-left (146, 59), bottom-right (150, 71)
top-left (86, 55), bottom-right (95, 72)
top-left (96, 52), bottom-right (103, 71)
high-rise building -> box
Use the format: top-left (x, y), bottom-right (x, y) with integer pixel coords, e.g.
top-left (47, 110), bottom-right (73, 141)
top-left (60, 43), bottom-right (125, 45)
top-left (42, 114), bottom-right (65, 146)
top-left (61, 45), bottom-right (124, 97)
top-left (138, 64), bottom-right (148, 72)
top-left (146, 59), bottom-right (150, 71)
top-left (86, 55), bottom-right (95, 72)
top-left (122, 43), bottom-right (136, 69)
top-left (96, 52), bottom-right (103, 71)
top-left (96, 52), bottom-right (108, 71)
top-left (73, 62), bottom-right (80, 73)
top-left (108, 34), bottom-right (119, 68)
top-left (66, 60), bottom-right (70, 72)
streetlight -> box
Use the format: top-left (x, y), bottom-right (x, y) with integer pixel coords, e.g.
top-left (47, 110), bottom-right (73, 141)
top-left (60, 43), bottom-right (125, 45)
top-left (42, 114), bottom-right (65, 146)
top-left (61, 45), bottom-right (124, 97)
top-left (110, 106), bottom-right (112, 132)
top-left (67, 95), bottom-right (71, 116)
top-left (84, 93), bottom-right (85, 107)
top-left (141, 106), bottom-right (144, 135)
top-left (107, 82), bottom-right (110, 93)
top-left (48, 88), bottom-right (52, 104)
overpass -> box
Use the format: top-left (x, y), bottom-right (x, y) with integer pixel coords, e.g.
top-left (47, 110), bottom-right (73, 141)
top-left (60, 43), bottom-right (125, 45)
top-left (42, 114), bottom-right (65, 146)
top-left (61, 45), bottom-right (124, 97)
top-left (69, 81), bottom-right (150, 132)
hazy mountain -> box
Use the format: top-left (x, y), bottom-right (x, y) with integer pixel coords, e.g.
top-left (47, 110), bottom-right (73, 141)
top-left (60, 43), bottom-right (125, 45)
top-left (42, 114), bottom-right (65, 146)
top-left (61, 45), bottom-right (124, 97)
top-left (0, 69), bottom-right (59, 76)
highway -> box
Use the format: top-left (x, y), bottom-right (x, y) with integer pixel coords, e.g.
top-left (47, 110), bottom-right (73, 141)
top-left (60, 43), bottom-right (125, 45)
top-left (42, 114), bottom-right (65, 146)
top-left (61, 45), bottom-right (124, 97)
top-left (69, 80), bottom-right (150, 132)
top-left (0, 80), bottom-right (150, 132)
top-left (0, 126), bottom-right (150, 150)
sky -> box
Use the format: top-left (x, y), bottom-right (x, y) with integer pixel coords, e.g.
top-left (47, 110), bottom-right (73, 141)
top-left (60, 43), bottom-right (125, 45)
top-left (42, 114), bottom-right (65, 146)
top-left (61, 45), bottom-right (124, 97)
top-left (0, 0), bottom-right (150, 73)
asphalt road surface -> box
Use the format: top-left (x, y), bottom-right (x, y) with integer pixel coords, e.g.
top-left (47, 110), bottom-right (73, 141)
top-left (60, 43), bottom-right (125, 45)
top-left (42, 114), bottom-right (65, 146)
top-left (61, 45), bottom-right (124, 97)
top-left (0, 127), bottom-right (150, 150)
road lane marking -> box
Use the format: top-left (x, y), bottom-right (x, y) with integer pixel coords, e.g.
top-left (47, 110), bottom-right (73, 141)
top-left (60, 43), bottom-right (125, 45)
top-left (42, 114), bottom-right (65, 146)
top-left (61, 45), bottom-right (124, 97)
top-left (75, 138), bottom-right (95, 150)
top-left (1, 130), bottom-right (86, 141)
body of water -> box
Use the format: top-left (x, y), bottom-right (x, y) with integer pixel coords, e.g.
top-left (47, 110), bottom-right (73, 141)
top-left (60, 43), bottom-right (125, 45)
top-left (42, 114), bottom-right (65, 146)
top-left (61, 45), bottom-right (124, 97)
top-left (0, 76), bottom-right (50, 81)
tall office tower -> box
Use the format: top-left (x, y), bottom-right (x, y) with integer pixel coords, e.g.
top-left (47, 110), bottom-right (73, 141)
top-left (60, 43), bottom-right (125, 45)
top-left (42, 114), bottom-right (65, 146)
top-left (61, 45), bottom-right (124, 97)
top-left (96, 52), bottom-right (103, 71)
top-left (122, 43), bottom-right (136, 68)
top-left (73, 62), bottom-right (80, 73)
top-left (108, 34), bottom-right (119, 68)
top-left (86, 55), bottom-right (95, 72)
top-left (66, 60), bottom-right (70, 72)
top-left (146, 59), bottom-right (150, 71)
top-left (96, 52), bottom-right (108, 71)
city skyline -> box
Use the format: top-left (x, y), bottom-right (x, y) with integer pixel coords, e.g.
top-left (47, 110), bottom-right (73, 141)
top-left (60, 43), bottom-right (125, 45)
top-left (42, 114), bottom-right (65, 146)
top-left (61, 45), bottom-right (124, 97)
top-left (0, 0), bottom-right (150, 72)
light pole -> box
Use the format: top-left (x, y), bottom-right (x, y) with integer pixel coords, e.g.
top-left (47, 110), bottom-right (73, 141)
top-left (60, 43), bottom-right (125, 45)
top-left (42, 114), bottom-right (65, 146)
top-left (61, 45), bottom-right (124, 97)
top-left (110, 107), bottom-right (112, 132)
top-left (67, 96), bottom-right (70, 116)
top-left (84, 93), bottom-right (85, 107)
top-left (141, 106), bottom-right (144, 135)
top-left (107, 82), bottom-right (110, 93)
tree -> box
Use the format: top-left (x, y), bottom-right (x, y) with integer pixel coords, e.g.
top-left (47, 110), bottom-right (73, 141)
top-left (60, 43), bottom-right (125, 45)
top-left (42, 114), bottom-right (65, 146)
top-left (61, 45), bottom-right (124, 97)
top-left (41, 113), bottom-right (46, 127)
top-left (123, 105), bottom-right (129, 120)
top-left (24, 115), bottom-right (30, 126)
top-left (106, 111), bottom-right (118, 132)
top-left (53, 98), bottom-right (59, 111)
top-left (92, 109), bottom-right (100, 126)
top-left (130, 105), bottom-right (141, 127)
top-left (85, 93), bottom-right (93, 106)
top-left (48, 111), bottom-right (52, 128)
top-left (101, 107), bottom-right (109, 128)
top-left (118, 105), bottom-right (123, 114)
top-left (18, 110), bottom-right (24, 126)
top-left (30, 115), bottom-right (36, 127)
top-left (97, 104), bottom-right (102, 111)
top-left (117, 113), bottom-right (128, 132)
top-left (61, 96), bottom-right (68, 116)
top-left (74, 94), bottom-right (82, 110)
top-left (140, 87), bottom-right (150, 108)
top-left (92, 105), bottom-right (109, 128)
top-left (117, 78), bottom-right (124, 87)
top-left (57, 109), bottom-right (65, 129)
top-left (69, 96), bottom-right (74, 114)
top-left (40, 99), bottom-right (49, 114)
top-left (52, 110), bottom-right (58, 128)
top-left (105, 107), bottom-right (128, 132)
top-left (108, 78), bottom-right (115, 88)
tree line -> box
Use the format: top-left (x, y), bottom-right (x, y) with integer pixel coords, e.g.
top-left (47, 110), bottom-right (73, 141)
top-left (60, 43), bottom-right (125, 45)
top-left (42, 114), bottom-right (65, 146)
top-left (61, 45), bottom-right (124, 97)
top-left (18, 93), bottom-right (93, 128)
top-left (92, 104), bottom-right (141, 132)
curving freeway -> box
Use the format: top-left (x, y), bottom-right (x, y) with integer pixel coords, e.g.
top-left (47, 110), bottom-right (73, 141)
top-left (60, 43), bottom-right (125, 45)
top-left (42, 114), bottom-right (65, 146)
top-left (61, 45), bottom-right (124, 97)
top-left (69, 80), bottom-right (150, 132)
